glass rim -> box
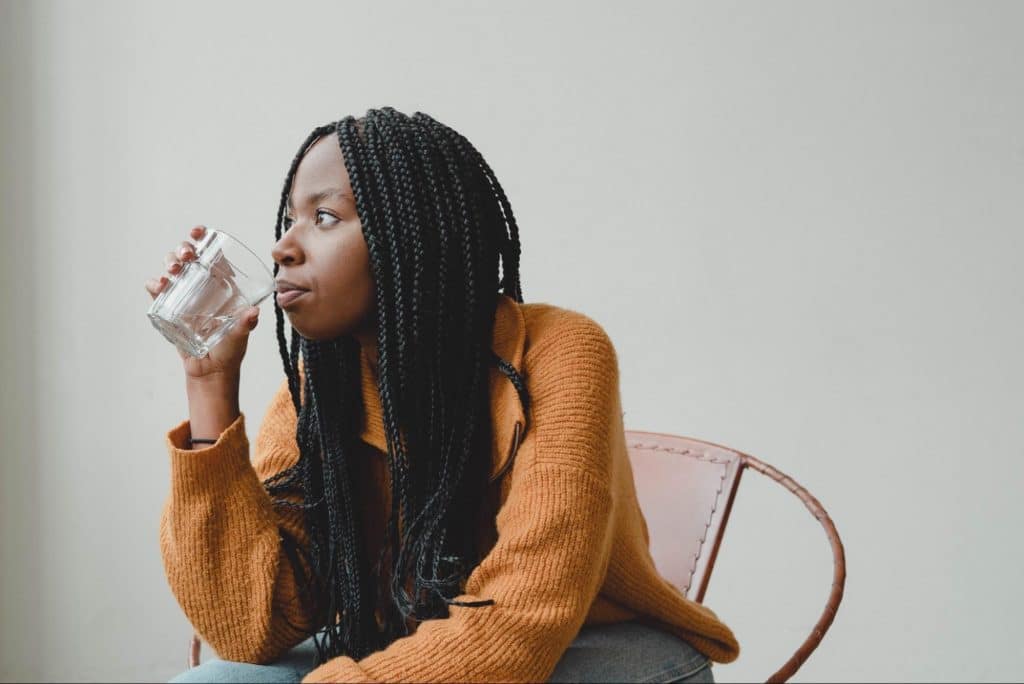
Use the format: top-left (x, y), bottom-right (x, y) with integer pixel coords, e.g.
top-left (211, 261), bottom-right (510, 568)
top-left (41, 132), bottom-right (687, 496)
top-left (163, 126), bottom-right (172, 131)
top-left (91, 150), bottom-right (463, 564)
top-left (198, 229), bottom-right (275, 286)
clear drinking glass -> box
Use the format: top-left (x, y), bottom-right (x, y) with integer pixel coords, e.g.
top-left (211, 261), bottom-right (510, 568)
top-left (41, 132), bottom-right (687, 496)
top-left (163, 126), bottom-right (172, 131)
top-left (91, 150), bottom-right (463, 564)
top-left (147, 229), bottom-right (276, 358)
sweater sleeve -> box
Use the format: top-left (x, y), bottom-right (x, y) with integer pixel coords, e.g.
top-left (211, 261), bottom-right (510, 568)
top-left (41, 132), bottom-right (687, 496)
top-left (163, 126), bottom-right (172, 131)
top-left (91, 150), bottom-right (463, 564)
top-left (301, 319), bottom-right (621, 684)
top-left (159, 377), bottom-right (316, 664)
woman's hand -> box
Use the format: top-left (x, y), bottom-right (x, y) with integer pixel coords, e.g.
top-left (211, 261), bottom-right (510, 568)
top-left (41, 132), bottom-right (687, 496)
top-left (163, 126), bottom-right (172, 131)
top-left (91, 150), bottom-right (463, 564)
top-left (144, 225), bottom-right (260, 382)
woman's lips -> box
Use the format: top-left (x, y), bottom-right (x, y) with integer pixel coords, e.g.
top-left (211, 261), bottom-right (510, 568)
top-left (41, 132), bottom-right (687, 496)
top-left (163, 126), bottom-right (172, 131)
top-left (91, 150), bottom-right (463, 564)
top-left (276, 289), bottom-right (309, 308)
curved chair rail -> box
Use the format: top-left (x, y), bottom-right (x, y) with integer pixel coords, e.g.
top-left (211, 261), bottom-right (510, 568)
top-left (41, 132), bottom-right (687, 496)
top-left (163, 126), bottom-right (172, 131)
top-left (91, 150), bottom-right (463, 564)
top-left (740, 452), bottom-right (847, 683)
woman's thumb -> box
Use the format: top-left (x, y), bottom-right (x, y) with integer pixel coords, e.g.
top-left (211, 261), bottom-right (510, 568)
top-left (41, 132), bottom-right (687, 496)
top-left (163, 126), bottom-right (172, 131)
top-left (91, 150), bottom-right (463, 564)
top-left (240, 307), bottom-right (259, 332)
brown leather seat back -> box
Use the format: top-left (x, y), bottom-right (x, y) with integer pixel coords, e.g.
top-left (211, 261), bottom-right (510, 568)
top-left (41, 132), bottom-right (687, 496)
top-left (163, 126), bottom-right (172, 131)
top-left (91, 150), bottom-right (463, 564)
top-left (624, 431), bottom-right (744, 602)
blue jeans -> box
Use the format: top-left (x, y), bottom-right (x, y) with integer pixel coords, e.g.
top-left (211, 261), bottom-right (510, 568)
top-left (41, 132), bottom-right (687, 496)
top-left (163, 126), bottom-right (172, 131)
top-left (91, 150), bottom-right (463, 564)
top-left (168, 620), bottom-right (714, 683)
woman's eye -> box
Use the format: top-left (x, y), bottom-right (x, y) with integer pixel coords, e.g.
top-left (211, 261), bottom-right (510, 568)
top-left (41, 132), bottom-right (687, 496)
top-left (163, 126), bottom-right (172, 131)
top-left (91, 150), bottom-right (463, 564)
top-left (316, 209), bottom-right (338, 226)
top-left (282, 211), bottom-right (337, 231)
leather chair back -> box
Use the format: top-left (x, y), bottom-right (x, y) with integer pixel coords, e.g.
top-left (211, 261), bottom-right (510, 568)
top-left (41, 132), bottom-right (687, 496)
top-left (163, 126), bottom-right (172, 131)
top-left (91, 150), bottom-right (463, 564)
top-left (625, 430), bottom-right (744, 602)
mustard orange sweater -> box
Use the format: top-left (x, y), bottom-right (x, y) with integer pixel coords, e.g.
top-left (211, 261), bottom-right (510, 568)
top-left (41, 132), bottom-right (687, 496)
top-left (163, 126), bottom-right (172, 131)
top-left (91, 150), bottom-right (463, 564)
top-left (159, 294), bottom-right (740, 682)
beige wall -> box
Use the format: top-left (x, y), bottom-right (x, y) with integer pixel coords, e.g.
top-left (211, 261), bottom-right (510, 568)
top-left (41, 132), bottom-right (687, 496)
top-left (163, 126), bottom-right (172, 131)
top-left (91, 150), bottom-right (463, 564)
top-left (1, 1), bottom-right (1021, 681)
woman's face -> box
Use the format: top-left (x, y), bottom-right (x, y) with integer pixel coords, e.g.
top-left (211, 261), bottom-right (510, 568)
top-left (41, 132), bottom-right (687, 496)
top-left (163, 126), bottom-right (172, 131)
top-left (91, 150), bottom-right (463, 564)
top-left (271, 134), bottom-right (376, 343)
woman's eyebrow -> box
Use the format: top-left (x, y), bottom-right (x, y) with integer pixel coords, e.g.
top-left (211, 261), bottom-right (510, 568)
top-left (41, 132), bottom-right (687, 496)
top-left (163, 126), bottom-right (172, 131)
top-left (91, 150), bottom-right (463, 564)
top-left (287, 188), bottom-right (352, 210)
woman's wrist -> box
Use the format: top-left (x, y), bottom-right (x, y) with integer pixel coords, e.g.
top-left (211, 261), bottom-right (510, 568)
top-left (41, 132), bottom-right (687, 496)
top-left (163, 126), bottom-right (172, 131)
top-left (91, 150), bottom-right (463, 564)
top-left (185, 373), bottom-right (241, 447)
top-left (185, 370), bottom-right (241, 395)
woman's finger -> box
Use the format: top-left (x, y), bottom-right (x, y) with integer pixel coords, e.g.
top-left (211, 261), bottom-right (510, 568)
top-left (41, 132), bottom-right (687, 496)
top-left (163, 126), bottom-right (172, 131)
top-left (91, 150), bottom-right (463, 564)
top-left (178, 241), bottom-right (196, 262)
top-left (144, 276), bottom-right (169, 300)
top-left (165, 250), bottom-right (182, 274)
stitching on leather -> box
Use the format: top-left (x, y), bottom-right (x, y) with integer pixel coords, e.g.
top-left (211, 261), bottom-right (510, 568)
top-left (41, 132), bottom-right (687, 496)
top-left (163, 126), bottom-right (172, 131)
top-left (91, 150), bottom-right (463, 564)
top-left (629, 443), bottom-right (731, 593)
top-left (626, 442), bottom-right (735, 465)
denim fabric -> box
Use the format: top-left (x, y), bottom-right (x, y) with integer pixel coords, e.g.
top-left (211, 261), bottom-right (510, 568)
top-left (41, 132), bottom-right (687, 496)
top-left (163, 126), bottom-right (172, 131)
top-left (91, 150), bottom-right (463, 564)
top-left (168, 619), bottom-right (714, 683)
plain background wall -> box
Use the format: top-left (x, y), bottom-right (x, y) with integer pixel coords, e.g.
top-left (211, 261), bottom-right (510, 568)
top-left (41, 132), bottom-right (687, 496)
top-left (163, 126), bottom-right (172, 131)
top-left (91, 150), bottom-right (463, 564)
top-left (1, 1), bottom-right (1021, 681)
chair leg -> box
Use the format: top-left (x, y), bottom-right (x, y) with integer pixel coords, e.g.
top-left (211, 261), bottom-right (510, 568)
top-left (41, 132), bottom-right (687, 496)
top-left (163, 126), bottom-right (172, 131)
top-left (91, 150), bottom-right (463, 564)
top-left (188, 633), bottom-right (201, 669)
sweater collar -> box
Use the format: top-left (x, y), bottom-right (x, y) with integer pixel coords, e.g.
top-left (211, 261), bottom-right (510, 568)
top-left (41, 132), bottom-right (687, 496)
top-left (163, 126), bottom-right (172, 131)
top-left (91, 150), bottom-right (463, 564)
top-left (357, 294), bottom-right (528, 483)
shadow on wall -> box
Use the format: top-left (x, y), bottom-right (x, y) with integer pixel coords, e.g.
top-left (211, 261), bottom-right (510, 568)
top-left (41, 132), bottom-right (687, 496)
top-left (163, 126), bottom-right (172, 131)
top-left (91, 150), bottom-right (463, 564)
top-left (0, 1), bottom-right (43, 681)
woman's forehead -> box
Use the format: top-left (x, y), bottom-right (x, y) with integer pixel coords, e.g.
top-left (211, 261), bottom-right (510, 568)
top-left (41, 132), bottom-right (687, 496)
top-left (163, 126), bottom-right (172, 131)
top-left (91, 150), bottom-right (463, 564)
top-left (289, 138), bottom-right (353, 207)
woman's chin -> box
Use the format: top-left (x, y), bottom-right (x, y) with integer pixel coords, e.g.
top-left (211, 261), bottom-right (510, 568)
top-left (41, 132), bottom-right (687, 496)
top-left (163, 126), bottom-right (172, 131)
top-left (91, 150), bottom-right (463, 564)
top-left (284, 319), bottom-right (345, 343)
top-left (279, 304), bottom-right (367, 343)
top-left (279, 310), bottom-right (312, 339)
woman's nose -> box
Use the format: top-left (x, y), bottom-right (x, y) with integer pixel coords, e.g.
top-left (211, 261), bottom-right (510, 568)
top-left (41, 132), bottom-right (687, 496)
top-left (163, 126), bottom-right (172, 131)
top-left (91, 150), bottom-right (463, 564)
top-left (272, 235), bottom-right (303, 266)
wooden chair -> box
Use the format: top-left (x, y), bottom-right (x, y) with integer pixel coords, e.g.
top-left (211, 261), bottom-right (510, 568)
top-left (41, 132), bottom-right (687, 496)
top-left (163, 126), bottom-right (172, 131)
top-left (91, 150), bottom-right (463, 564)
top-left (625, 430), bottom-right (847, 683)
top-left (186, 431), bottom-right (847, 682)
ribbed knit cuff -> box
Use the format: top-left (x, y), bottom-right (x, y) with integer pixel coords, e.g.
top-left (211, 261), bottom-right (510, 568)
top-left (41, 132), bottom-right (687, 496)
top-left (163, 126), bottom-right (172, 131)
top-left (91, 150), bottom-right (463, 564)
top-left (165, 413), bottom-right (251, 495)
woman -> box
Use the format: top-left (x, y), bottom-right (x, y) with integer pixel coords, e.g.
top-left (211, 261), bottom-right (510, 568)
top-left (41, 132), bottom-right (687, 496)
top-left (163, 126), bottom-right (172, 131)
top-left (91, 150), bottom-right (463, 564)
top-left (147, 108), bottom-right (739, 682)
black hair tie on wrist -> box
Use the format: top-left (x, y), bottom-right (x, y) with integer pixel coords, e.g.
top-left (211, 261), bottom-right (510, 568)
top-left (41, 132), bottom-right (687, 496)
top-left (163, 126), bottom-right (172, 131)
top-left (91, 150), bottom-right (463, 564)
top-left (188, 437), bottom-right (218, 448)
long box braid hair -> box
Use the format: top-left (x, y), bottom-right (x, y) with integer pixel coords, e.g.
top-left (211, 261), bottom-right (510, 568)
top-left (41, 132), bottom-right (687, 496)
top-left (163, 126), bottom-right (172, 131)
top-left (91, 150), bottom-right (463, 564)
top-left (261, 108), bottom-right (531, 665)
